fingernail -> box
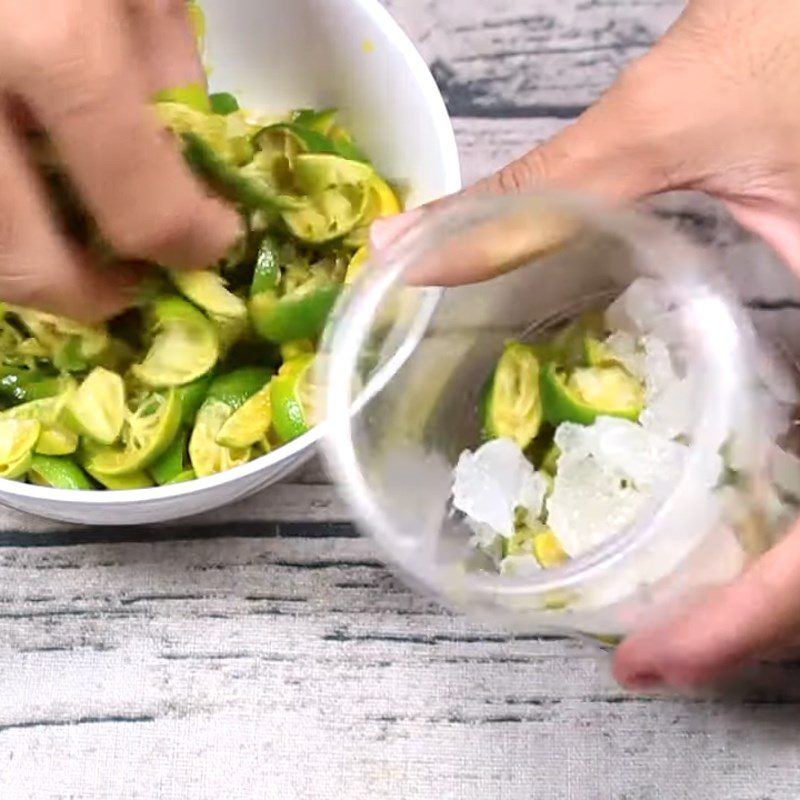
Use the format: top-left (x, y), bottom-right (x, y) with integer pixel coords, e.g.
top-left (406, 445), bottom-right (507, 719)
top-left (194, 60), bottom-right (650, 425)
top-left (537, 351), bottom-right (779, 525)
top-left (370, 209), bottom-right (423, 252)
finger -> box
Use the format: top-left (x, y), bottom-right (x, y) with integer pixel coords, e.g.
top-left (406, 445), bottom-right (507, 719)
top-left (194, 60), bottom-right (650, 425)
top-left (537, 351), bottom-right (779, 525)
top-left (124, 0), bottom-right (206, 97)
top-left (614, 520), bottom-right (800, 689)
top-left (2, 0), bottom-right (240, 270)
top-left (474, 83), bottom-right (669, 204)
top-left (371, 58), bottom-right (673, 271)
top-left (371, 201), bottom-right (583, 288)
top-left (0, 114), bottom-right (135, 322)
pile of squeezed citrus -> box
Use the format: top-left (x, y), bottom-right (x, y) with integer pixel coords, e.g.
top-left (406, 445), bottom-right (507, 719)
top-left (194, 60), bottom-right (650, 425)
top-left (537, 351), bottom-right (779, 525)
top-left (0, 90), bottom-right (401, 490)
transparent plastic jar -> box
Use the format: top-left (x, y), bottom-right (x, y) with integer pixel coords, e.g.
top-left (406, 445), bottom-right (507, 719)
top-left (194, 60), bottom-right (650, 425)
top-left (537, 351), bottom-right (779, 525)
top-left (320, 193), bottom-right (800, 640)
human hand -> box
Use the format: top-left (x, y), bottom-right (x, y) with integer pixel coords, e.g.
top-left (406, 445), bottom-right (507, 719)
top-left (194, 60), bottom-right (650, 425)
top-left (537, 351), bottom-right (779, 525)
top-left (372, 0), bottom-right (800, 689)
top-left (0, 0), bottom-right (240, 321)
top-left (374, 0), bottom-right (800, 284)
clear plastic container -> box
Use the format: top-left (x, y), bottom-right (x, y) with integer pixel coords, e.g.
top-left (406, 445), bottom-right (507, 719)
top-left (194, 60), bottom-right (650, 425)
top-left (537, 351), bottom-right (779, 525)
top-left (320, 192), bottom-right (800, 640)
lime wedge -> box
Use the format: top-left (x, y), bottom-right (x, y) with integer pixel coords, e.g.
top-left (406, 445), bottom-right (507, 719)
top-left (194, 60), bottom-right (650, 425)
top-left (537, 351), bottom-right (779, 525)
top-left (150, 427), bottom-right (190, 486)
top-left (481, 342), bottom-right (542, 449)
top-left (189, 400), bottom-right (252, 477)
top-left (279, 340), bottom-right (314, 362)
top-left (282, 154), bottom-right (373, 243)
top-left (504, 524), bottom-right (568, 570)
top-left (0, 380), bottom-right (77, 455)
top-left (583, 335), bottom-right (617, 367)
top-left (132, 297), bottom-right (220, 388)
top-left (270, 355), bottom-right (316, 443)
top-left (182, 133), bottom-right (299, 212)
top-left (291, 108), bottom-right (338, 136)
top-left (540, 362), bottom-right (644, 426)
top-left (0, 418), bottom-right (40, 478)
top-left (11, 308), bottom-right (109, 372)
top-left (0, 370), bottom-right (64, 406)
top-left (170, 270), bottom-right (247, 322)
top-left (209, 92), bottom-right (240, 116)
top-left (249, 280), bottom-right (340, 344)
top-left (344, 175), bottom-right (402, 247)
top-left (369, 175), bottom-right (402, 217)
top-left (291, 154), bottom-right (374, 195)
top-left (545, 312), bottom-right (607, 369)
top-left (251, 236), bottom-right (281, 296)
top-left (568, 366), bottom-right (644, 418)
top-left (84, 466), bottom-right (154, 490)
top-left (84, 390), bottom-right (182, 476)
top-left (3, 388), bottom-right (78, 457)
top-left (65, 367), bottom-right (126, 445)
top-left (345, 247), bottom-right (369, 285)
top-left (154, 82), bottom-right (211, 113)
top-left (170, 270), bottom-right (248, 353)
top-left (533, 530), bottom-right (569, 568)
top-left (540, 443), bottom-right (561, 476)
top-left (166, 469), bottom-right (196, 485)
top-left (0, 380), bottom-right (77, 428)
top-left (206, 368), bottom-right (272, 411)
top-left (175, 374), bottom-right (214, 425)
top-left (28, 454), bottom-right (94, 490)
top-left (216, 381), bottom-right (273, 448)
top-left (35, 425), bottom-right (79, 456)
top-left (157, 104), bottom-right (240, 163)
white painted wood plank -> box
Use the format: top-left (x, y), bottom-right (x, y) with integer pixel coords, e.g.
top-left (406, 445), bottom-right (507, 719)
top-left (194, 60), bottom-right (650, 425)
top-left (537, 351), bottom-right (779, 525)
top-left (1, 535), bottom-right (799, 799)
top-left (381, 0), bottom-right (684, 114)
top-left (2, 673), bottom-right (798, 800)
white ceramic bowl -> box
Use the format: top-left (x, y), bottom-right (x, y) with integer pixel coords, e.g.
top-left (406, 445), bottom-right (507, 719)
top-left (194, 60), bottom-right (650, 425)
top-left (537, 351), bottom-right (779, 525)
top-left (0, 0), bottom-right (461, 526)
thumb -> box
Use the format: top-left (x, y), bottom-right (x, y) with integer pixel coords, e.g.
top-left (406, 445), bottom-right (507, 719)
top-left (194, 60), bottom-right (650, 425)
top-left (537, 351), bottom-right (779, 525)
top-left (614, 520), bottom-right (800, 690)
top-left (475, 76), bottom-right (667, 203)
top-left (371, 62), bottom-right (671, 275)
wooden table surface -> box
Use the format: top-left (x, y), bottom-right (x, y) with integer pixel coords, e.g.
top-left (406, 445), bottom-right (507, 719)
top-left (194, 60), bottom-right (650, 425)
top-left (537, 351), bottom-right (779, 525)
top-left (3, 2), bottom-right (800, 798)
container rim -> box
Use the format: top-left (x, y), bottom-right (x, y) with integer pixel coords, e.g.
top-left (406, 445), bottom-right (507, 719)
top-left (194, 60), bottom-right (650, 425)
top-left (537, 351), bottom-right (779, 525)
top-left (321, 191), bottom-right (744, 599)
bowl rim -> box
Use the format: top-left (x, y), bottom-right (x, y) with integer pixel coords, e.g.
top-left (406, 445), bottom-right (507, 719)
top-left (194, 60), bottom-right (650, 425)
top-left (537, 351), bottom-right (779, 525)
top-left (356, 0), bottom-right (462, 198)
top-left (0, 0), bottom-right (461, 508)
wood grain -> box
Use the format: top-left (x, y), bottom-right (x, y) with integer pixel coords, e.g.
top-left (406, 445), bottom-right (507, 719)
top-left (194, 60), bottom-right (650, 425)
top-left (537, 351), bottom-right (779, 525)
top-left (382, 0), bottom-right (683, 116)
top-left (3, 2), bottom-right (800, 798)
top-left (2, 532), bottom-right (800, 799)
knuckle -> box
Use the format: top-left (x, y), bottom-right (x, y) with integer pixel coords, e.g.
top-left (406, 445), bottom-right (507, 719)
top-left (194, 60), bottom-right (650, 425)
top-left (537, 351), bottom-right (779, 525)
top-left (5, 7), bottom-right (118, 118)
top-left (609, 50), bottom-right (678, 137)
top-left (491, 150), bottom-right (553, 196)
top-left (42, 54), bottom-right (116, 122)
top-left (8, 12), bottom-right (82, 77)
top-left (494, 158), bottom-right (538, 195)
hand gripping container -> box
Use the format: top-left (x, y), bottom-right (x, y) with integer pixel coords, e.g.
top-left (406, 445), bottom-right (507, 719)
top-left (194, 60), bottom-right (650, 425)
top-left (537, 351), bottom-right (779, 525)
top-left (321, 193), bottom-right (800, 639)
